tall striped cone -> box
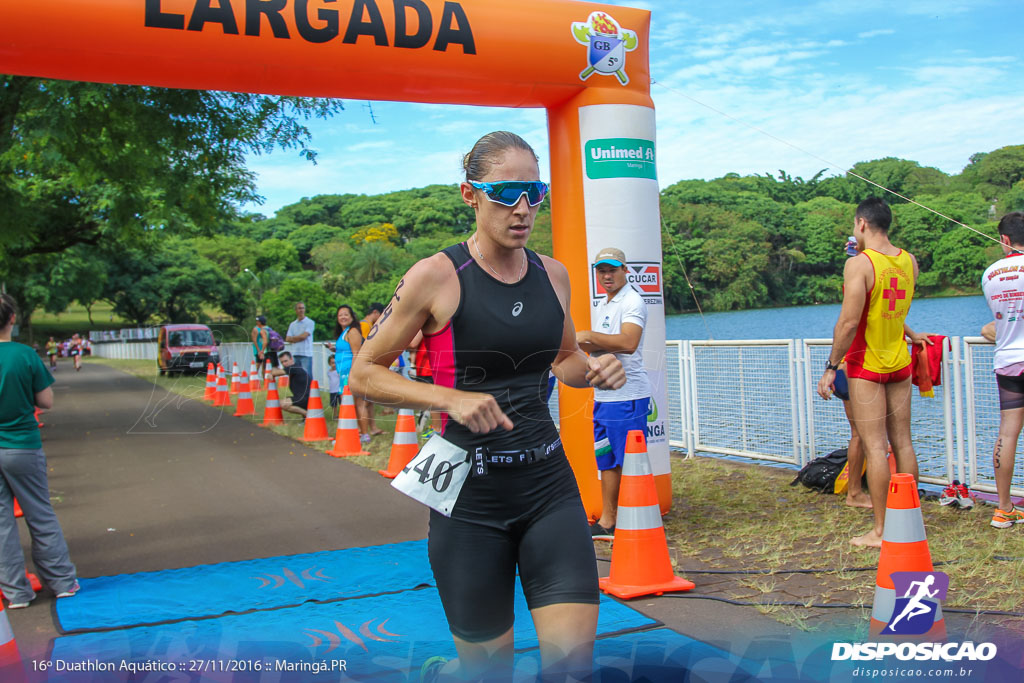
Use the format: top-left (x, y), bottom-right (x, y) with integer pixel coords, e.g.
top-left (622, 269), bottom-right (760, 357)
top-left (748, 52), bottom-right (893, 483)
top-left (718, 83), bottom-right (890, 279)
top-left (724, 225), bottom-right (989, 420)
top-left (249, 359), bottom-right (261, 392)
top-left (278, 370), bottom-right (289, 389)
top-left (328, 386), bottom-right (369, 457)
top-left (302, 380), bottom-right (330, 442)
top-left (378, 409), bottom-right (418, 477)
top-left (203, 362), bottom-right (217, 403)
top-left (600, 430), bottom-right (695, 599)
top-left (0, 601), bottom-right (24, 682)
top-left (12, 499), bottom-right (21, 519)
top-left (229, 362), bottom-right (241, 394)
top-left (233, 373), bottom-right (256, 417)
top-left (869, 473), bottom-right (946, 640)
top-left (213, 365), bottom-right (231, 407)
top-left (260, 376), bottom-right (285, 426)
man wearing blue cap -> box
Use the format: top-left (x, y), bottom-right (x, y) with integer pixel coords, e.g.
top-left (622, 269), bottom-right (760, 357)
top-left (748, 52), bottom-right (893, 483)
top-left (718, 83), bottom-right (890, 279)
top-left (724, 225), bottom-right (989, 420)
top-left (577, 247), bottom-right (651, 540)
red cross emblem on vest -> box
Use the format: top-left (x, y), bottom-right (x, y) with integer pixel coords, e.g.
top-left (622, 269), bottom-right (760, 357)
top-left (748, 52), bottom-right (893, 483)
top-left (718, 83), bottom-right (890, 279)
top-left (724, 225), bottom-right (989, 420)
top-left (883, 277), bottom-right (906, 311)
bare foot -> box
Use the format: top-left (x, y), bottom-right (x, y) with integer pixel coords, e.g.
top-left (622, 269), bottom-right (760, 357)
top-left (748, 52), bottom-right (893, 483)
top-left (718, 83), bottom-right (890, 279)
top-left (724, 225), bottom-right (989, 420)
top-left (850, 530), bottom-right (883, 548)
top-left (845, 492), bottom-right (873, 509)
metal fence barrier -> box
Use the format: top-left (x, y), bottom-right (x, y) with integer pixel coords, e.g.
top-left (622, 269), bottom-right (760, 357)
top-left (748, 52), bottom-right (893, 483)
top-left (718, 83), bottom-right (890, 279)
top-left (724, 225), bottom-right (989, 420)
top-left (90, 335), bottom-right (1022, 498)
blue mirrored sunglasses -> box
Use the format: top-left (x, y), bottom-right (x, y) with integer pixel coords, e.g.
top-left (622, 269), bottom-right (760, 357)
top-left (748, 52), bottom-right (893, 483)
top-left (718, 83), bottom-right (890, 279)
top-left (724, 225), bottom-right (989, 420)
top-left (468, 180), bottom-right (549, 207)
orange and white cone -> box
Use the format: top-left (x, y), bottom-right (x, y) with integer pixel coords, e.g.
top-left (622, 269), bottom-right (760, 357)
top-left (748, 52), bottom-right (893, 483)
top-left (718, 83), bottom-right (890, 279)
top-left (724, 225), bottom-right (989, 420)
top-left (260, 377), bottom-right (284, 426)
top-left (302, 380), bottom-right (330, 442)
top-left (213, 365), bottom-right (231, 407)
top-left (379, 409), bottom-right (417, 477)
top-left (12, 499), bottom-right (21, 519)
top-left (0, 601), bottom-right (24, 682)
top-left (249, 359), bottom-right (261, 392)
top-left (229, 362), bottom-right (240, 394)
top-left (600, 430), bottom-right (695, 599)
top-left (233, 373), bottom-right (256, 418)
top-left (328, 386), bottom-right (369, 457)
top-left (869, 473), bottom-right (946, 640)
top-left (203, 362), bottom-right (217, 403)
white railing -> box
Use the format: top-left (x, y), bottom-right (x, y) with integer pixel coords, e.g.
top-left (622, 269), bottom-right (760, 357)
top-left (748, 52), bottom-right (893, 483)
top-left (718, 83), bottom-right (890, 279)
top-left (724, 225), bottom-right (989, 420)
top-left (668, 336), bottom-right (1022, 499)
top-left (91, 335), bottom-right (1022, 498)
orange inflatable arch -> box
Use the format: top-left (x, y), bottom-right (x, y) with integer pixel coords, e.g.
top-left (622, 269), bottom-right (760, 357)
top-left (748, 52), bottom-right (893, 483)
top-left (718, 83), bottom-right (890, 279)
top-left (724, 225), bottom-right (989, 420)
top-left (1, 0), bottom-right (672, 516)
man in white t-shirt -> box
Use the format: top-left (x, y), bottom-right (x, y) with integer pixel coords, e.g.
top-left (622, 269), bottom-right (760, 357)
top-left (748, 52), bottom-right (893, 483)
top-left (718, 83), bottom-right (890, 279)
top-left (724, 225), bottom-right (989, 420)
top-left (980, 211), bottom-right (1024, 530)
top-left (576, 247), bottom-right (652, 540)
top-left (285, 302), bottom-right (316, 376)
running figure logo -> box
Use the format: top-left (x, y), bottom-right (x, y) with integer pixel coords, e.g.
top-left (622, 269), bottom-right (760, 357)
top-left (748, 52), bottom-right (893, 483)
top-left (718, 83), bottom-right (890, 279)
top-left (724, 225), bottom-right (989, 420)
top-left (571, 12), bottom-right (638, 85)
top-left (882, 571), bottom-right (949, 635)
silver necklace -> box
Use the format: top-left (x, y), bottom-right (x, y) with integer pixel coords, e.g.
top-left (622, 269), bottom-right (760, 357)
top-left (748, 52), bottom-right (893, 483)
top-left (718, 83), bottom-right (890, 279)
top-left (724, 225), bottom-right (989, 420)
top-left (472, 236), bottom-right (526, 283)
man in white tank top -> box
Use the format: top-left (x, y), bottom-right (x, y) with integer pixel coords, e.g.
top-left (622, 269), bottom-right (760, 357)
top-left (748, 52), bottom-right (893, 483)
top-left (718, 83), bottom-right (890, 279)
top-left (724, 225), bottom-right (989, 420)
top-left (980, 211), bottom-right (1024, 529)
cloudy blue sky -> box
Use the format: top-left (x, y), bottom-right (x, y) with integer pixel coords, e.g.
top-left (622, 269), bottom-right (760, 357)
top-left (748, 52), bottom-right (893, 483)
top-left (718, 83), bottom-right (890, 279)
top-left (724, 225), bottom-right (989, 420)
top-left (243, 0), bottom-right (1023, 216)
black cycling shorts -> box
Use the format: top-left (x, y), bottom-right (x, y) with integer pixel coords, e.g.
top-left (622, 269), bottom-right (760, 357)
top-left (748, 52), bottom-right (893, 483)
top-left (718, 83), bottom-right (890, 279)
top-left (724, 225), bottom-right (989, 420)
top-left (997, 371), bottom-right (1024, 410)
top-left (427, 448), bottom-right (599, 642)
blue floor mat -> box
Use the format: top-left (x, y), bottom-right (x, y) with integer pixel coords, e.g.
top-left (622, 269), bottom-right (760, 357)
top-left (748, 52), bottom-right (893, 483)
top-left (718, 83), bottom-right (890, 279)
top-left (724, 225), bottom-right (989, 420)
top-left (55, 540), bottom-right (433, 632)
top-left (49, 584), bottom-right (658, 682)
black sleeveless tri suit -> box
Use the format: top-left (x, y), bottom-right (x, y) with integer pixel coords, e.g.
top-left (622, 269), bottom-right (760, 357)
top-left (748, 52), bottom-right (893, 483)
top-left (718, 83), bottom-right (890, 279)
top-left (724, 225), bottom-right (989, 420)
top-left (422, 243), bottom-right (599, 642)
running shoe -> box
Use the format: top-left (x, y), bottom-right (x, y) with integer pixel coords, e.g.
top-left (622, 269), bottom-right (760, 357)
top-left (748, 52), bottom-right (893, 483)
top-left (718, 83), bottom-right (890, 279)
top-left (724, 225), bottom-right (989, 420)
top-left (56, 581), bottom-right (80, 598)
top-left (991, 506), bottom-right (1024, 529)
top-left (422, 427), bottom-right (437, 440)
top-left (360, 433), bottom-right (372, 444)
top-left (590, 522), bottom-right (615, 541)
top-left (939, 481), bottom-right (961, 507)
top-left (419, 656), bottom-right (448, 683)
top-left (954, 482), bottom-right (975, 509)
top-left (6, 601), bottom-right (30, 609)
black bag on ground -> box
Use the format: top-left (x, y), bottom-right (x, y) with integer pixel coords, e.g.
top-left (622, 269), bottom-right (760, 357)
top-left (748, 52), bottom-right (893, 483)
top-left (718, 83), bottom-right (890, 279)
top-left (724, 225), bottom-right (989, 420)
top-left (790, 448), bottom-right (848, 493)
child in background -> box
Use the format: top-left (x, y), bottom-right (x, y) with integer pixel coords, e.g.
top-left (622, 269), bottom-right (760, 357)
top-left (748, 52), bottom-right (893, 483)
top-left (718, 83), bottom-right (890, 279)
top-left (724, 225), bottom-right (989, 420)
top-left (327, 355), bottom-right (342, 421)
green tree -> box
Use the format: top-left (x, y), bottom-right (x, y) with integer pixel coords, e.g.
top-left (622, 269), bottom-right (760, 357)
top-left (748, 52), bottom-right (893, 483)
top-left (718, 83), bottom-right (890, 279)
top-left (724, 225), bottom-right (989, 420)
top-left (1, 78), bottom-right (344, 261)
top-left (261, 278), bottom-right (337, 338)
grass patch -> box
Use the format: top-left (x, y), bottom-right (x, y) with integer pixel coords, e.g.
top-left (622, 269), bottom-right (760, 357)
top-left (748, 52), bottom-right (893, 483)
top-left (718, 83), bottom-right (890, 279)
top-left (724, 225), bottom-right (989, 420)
top-left (664, 456), bottom-right (1024, 624)
top-left (89, 357), bottom-right (1024, 629)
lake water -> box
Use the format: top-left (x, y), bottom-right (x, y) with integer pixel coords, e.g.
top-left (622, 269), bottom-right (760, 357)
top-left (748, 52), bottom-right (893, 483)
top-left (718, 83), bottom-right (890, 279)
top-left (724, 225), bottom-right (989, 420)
top-left (666, 295), bottom-right (991, 341)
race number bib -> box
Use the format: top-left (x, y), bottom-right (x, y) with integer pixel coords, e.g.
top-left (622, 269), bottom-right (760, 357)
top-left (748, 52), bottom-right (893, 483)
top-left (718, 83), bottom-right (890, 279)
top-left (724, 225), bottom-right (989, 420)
top-left (391, 435), bottom-right (469, 517)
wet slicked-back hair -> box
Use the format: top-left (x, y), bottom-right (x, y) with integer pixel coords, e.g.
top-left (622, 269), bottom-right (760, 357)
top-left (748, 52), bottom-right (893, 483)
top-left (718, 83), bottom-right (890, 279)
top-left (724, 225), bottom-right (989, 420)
top-left (0, 293), bottom-right (17, 328)
top-left (998, 212), bottom-right (1024, 248)
top-left (463, 131), bottom-right (538, 181)
top-left (855, 197), bottom-right (893, 233)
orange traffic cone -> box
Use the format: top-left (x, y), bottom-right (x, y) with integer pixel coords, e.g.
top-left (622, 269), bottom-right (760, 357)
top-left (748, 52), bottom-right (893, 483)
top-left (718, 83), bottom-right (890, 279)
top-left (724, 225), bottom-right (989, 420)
top-left (12, 499), bottom-right (21, 519)
top-left (600, 430), bottom-right (695, 599)
top-left (229, 362), bottom-right (240, 394)
top-left (0, 573), bottom-right (42, 600)
top-left (33, 409), bottom-right (43, 429)
top-left (203, 363), bottom-right (217, 403)
top-left (260, 376), bottom-right (285, 426)
top-left (302, 380), bottom-right (330, 442)
top-left (869, 473), bottom-right (946, 640)
top-left (378, 409), bottom-right (417, 477)
top-left (328, 386), bottom-right (369, 457)
top-left (233, 373), bottom-right (256, 417)
top-left (213, 365), bottom-right (231, 407)
top-left (249, 359), bottom-right (261, 392)
top-left (0, 601), bottom-right (24, 682)
top-left (278, 370), bottom-right (289, 389)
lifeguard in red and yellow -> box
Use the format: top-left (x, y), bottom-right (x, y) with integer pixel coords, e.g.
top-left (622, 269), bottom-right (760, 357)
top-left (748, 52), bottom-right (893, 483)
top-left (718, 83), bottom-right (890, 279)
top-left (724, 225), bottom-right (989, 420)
top-left (817, 198), bottom-right (933, 549)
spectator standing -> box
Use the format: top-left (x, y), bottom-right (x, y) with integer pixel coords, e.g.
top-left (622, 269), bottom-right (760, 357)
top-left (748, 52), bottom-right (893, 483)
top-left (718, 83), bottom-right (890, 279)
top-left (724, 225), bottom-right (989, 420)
top-left (285, 302), bottom-right (315, 376)
top-left (325, 305), bottom-right (372, 443)
top-left (326, 355), bottom-right (341, 421)
top-left (0, 294), bottom-right (79, 608)
top-left (980, 211), bottom-right (1024, 529)
top-left (576, 247), bottom-right (652, 540)
top-left (251, 316), bottom-right (270, 378)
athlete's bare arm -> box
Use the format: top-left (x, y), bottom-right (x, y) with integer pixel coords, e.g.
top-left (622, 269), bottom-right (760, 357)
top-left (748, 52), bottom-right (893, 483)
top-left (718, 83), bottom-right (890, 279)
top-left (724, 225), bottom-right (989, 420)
top-left (349, 253), bottom-right (514, 434)
top-left (818, 254), bottom-right (871, 400)
top-left (542, 255), bottom-right (625, 391)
